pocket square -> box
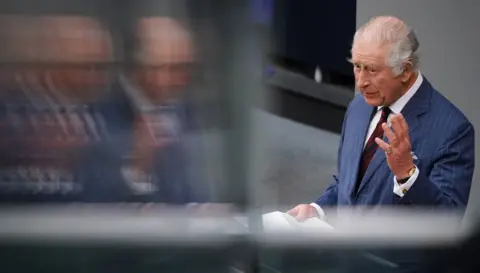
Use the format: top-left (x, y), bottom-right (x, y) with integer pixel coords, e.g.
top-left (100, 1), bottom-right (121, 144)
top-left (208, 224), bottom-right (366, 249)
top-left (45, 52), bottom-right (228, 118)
top-left (411, 151), bottom-right (418, 160)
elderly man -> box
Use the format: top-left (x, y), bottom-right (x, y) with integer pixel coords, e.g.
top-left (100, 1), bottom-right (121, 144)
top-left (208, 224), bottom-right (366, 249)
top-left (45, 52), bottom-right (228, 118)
top-left (0, 15), bottom-right (113, 202)
top-left (84, 16), bottom-right (209, 203)
top-left (289, 16), bottom-right (474, 220)
top-left (287, 15), bottom-right (475, 272)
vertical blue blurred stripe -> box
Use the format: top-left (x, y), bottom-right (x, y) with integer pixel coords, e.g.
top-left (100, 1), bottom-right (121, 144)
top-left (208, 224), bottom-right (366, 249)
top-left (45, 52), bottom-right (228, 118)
top-left (250, 0), bottom-right (273, 24)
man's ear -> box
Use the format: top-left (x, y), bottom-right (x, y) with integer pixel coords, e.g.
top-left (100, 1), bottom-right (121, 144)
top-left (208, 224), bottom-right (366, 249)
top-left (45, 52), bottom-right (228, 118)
top-left (400, 61), bottom-right (414, 83)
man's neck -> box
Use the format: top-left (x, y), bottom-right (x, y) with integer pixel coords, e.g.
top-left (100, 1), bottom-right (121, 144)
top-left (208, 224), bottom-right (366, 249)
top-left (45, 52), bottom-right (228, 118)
top-left (387, 72), bottom-right (418, 106)
top-left (400, 72), bottom-right (419, 97)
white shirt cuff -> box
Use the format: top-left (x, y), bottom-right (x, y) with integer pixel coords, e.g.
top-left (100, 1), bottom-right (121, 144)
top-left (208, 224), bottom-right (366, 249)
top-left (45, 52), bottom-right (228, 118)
top-left (393, 166), bottom-right (419, 197)
top-left (309, 203), bottom-right (326, 220)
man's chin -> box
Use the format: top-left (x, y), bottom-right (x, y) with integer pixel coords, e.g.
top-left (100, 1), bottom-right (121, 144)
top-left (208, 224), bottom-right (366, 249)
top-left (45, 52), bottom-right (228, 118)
top-left (363, 96), bottom-right (383, 107)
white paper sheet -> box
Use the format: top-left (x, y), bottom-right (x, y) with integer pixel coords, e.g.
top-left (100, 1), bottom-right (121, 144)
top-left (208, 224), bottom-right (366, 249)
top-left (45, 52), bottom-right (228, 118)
top-left (262, 211), bottom-right (334, 232)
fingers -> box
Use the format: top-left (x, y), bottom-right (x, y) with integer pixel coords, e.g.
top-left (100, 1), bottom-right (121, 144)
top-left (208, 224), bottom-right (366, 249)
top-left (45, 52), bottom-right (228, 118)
top-left (287, 205), bottom-right (316, 222)
top-left (397, 113), bottom-right (409, 135)
top-left (375, 137), bottom-right (390, 151)
top-left (381, 122), bottom-right (397, 146)
top-left (390, 115), bottom-right (405, 140)
top-left (296, 207), bottom-right (310, 222)
top-left (390, 114), bottom-right (410, 141)
top-left (287, 206), bottom-right (299, 217)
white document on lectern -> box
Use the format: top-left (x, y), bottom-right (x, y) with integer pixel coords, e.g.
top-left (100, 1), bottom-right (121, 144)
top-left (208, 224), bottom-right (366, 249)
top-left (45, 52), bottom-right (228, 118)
top-left (262, 211), bottom-right (334, 232)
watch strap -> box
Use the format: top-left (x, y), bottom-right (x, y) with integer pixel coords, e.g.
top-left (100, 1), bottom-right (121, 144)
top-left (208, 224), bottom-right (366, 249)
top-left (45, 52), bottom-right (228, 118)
top-left (398, 166), bottom-right (416, 185)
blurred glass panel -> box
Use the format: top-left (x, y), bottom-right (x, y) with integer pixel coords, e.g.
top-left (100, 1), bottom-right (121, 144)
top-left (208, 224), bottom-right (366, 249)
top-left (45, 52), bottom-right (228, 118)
top-left (0, 14), bottom-right (114, 202)
top-left (0, 206), bottom-right (474, 273)
top-left (0, 0), bottom-right (256, 206)
top-left (0, 1), bottom-right (477, 273)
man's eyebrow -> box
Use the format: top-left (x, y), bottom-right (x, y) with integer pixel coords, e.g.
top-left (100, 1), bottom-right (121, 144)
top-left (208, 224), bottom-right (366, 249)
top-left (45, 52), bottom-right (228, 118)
top-left (347, 60), bottom-right (378, 68)
top-left (347, 59), bottom-right (363, 66)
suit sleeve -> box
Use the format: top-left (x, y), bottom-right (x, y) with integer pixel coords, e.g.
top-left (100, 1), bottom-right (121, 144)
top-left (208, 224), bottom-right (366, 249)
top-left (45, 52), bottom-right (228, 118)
top-left (313, 106), bottom-right (349, 208)
top-left (396, 121), bottom-right (475, 211)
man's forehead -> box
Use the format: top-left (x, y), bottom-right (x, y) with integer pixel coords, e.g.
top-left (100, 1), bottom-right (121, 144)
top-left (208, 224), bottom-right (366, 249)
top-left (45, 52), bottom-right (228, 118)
top-left (135, 17), bottom-right (194, 65)
top-left (351, 42), bottom-right (388, 64)
top-left (138, 38), bottom-right (193, 65)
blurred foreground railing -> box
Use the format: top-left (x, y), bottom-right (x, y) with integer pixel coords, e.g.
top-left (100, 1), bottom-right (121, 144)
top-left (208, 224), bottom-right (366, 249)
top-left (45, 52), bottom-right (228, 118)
top-left (0, 205), bottom-right (469, 247)
top-left (0, 205), bottom-right (475, 273)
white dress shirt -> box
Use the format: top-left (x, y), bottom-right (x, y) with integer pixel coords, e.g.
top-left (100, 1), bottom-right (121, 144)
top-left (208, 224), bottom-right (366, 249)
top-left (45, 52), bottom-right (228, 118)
top-left (310, 73), bottom-right (424, 219)
top-left (120, 75), bottom-right (180, 142)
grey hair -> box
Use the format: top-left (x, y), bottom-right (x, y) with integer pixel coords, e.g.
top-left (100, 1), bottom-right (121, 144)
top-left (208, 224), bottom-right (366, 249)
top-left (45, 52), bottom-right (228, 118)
top-left (133, 17), bottom-right (193, 65)
top-left (353, 16), bottom-right (420, 76)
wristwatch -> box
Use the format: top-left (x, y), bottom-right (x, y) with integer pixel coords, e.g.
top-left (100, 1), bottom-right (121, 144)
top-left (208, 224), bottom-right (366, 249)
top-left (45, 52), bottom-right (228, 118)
top-left (398, 166), bottom-right (416, 184)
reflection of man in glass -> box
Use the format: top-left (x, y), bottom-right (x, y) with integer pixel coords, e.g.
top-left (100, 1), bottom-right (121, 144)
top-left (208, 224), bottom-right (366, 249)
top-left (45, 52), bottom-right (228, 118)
top-left (124, 17), bottom-right (194, 158)
top-left (128, 17), bottom-right (193, 104)
top-left (86, 17), bottom-right (208, 203)
top-left (0, 15), bottom-right (113, 202)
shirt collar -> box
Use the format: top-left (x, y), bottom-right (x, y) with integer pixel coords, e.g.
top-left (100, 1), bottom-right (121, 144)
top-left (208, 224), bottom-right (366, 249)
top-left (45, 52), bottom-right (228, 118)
top-left (119, 74), bottom-right (154, 112)
top-left (119, 75), bottom-right (178, 113)
top-left (378, 72), bottom-right (423, 114)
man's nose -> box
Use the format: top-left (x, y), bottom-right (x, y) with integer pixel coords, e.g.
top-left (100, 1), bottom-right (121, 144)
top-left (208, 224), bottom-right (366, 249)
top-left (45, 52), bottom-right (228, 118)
top-left (356, 72), bottom-right (370, 88)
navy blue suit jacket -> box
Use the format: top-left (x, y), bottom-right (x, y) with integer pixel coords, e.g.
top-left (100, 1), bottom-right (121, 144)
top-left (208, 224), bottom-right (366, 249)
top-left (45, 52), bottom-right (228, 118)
top-left (0, 81), bottom-right (210, 204)
top-left (79, 80), bottom-right (210, 204)
top-left (315, 77), bottom-right (475, 214)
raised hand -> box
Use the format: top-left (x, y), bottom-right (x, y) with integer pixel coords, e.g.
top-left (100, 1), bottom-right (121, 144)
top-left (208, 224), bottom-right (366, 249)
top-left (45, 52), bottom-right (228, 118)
top-left (374, 113), bottom-right (415, 179)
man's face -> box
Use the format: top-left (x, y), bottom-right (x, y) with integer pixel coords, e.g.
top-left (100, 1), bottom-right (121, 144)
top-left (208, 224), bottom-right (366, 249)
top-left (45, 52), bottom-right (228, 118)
top-left (132, 18), bottom-right (194, 103)
top-left (134, 56), bottom-right (192, 102)
top-left (351, 41), bottom-right (404, 107)
top-left (41, 16), bottom-right (113, 101)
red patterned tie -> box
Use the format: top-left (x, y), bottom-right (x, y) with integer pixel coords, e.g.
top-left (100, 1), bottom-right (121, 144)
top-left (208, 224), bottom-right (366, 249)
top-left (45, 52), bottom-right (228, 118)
top-left (357, 107), bottom-right (391, 186)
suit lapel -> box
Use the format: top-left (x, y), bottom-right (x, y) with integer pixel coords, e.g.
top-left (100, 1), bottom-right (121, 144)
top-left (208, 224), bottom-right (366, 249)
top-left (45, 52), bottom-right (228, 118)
top-left (399, 78), bottom-right (432, 135)
top-left (347, 101), bottom-right (375, 199)
top-left (355, 78), bottom-right (432, 196)
top-left (356, 136), bottom-right (387, 196)
top-left (400, 77), bottom-right (432, 137)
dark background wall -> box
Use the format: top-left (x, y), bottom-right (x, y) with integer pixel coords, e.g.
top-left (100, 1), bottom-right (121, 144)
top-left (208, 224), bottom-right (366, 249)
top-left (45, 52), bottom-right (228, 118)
top-left (272, 0), bottom-right (356, 86)
top-left (267, 0), bottom-right (356, 134)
